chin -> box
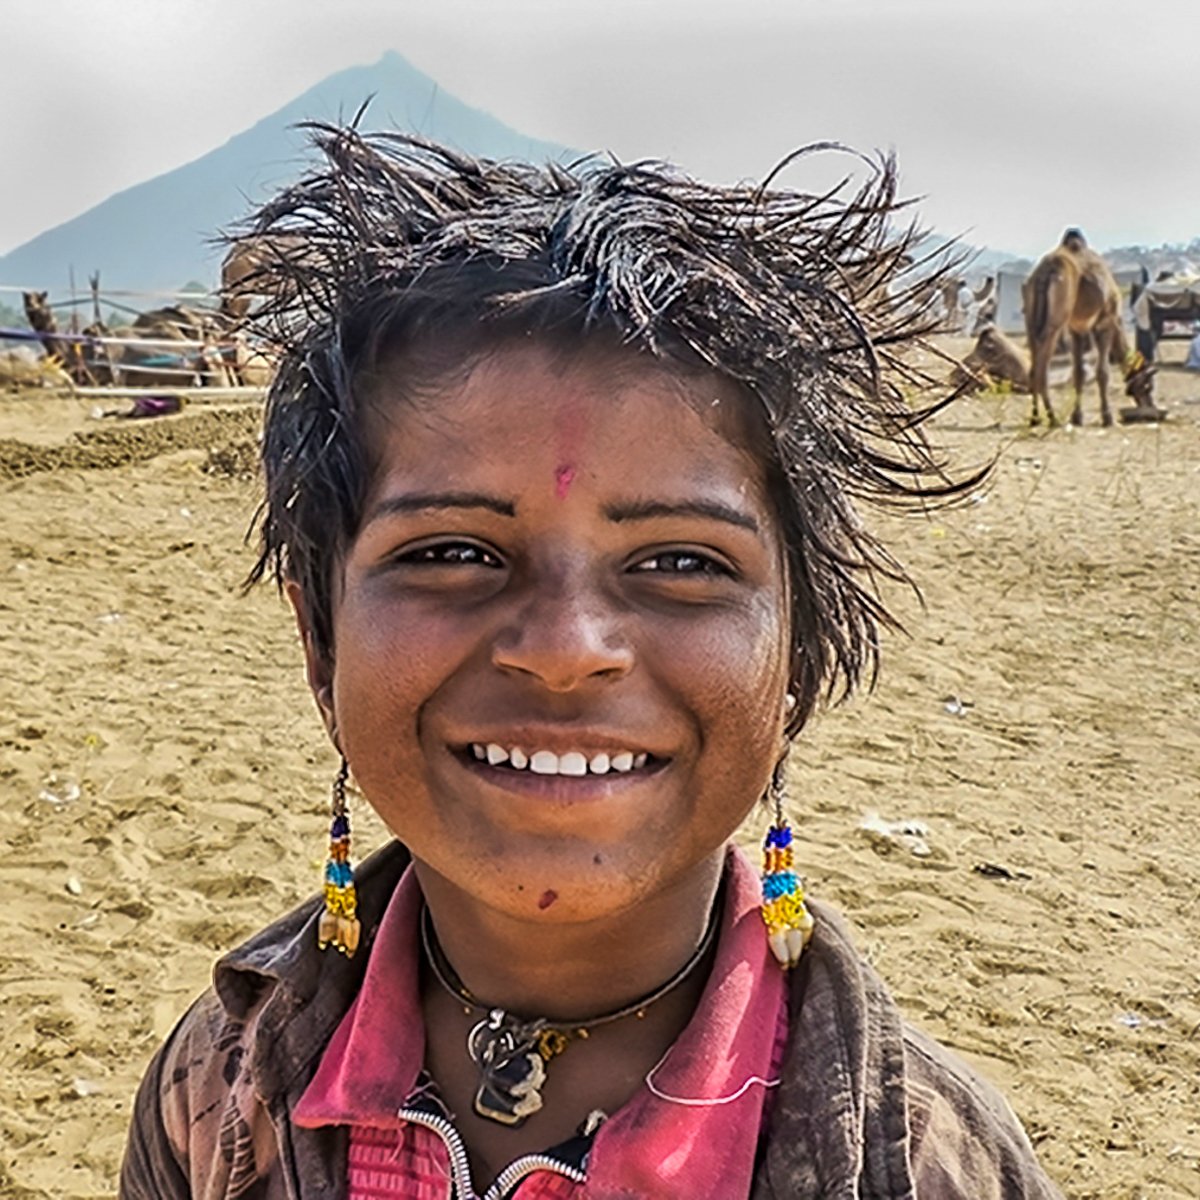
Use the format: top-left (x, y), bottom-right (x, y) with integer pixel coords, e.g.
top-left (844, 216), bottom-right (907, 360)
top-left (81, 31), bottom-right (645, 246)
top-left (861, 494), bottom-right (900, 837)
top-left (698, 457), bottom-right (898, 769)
top-left (440, 838), bottom-right (713, 927)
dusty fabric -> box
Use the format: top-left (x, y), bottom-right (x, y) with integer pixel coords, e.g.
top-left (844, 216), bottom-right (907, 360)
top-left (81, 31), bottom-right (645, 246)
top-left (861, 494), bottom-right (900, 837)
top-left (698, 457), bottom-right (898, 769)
top-left (119, 839), bottom-right (1063, 1199)
top-left (293, 849), bottom-right (789, 1198)
top-left (1143, 282), bottom-right (1200, 312)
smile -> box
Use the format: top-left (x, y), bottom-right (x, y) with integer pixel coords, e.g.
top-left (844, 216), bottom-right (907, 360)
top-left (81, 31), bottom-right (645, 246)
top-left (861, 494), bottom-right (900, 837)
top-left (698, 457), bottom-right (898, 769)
top-left (468, 744), bottom-right (653, 776)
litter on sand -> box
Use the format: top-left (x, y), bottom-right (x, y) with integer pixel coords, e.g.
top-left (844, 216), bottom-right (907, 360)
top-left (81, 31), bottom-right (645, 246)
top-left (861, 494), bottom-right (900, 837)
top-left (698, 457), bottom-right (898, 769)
top-left (859, 812), bottom-right (933, 858)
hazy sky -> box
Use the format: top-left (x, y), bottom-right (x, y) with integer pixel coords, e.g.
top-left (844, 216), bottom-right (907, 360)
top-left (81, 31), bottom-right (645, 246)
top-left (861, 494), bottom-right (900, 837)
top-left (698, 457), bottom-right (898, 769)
top-left (1, 0), bottom-right (1196, 260)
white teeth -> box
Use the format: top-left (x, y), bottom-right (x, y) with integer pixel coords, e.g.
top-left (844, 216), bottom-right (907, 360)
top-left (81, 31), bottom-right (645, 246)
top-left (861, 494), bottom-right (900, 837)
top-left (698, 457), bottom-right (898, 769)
top-left (559, 751), bottom-right (588, 776)
top-left (472, 745), bottom-right (650, 775)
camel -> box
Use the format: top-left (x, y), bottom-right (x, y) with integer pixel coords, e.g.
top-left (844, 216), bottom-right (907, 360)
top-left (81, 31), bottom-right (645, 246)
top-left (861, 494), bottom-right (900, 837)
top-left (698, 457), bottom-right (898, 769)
top-left (224, 332), bottom-right (276, 387)
top-left (220, 235), bottom-right (305, 322)
top-left (131, 304), bottom-right (218, 343)
top-left (25, 288), bottom-right (268, 389)
top-left (82, 322), bottom-right (206, 388)
top-left (953, 325), bottom-right (1030, 393)
top-left (22, 291), bottom-right (95, 385)
top-left (1023, 229), bottom-right (1156, 426)
top-left (24, 291), bottom-right (211, 387)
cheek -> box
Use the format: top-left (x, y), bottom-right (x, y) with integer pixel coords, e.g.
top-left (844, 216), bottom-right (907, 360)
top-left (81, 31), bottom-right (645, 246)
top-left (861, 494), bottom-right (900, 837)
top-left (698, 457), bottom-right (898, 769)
top-left (328, 593), bottom-right (464, 774)
top-left (677, 596), bottom-right (789, 762)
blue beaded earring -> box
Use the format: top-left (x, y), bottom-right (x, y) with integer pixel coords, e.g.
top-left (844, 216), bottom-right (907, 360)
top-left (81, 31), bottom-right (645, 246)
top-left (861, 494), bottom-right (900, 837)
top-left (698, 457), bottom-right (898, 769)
top-left (318, 757), bottom-right (361, 956)
top-left (760, 697), bottom-right (814, 968)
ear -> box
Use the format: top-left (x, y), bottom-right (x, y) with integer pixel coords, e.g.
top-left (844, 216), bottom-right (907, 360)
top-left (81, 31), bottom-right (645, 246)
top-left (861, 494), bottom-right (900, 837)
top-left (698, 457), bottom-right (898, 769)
top-left (285, 580), bottom-right (339, 749)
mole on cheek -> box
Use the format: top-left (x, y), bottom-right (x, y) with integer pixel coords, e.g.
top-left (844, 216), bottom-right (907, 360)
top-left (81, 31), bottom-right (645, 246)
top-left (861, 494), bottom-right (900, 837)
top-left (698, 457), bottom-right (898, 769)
top-left (553, 464), bottom-right (575, 500)
top-left (537, 889), bottom-right (558, 910)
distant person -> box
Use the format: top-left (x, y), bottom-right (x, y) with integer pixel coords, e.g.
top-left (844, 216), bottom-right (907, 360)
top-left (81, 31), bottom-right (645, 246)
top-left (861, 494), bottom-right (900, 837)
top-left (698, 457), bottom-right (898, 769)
top-left (1186, 323), bottom-right (1200, 370)
top-left (956, 279), bottom-right (975, 332)
top-left (1131, 285), bottom-right (1158, 363)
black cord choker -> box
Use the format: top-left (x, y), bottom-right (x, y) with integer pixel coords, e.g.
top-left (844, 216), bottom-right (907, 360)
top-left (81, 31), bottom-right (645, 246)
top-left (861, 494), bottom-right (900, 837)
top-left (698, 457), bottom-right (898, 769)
top-left (420, 901), bottom-right (721, 1127)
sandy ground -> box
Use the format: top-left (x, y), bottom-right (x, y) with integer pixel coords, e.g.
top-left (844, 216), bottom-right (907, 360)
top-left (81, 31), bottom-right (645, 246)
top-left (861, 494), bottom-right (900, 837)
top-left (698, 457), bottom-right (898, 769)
top-left (1, 341), bottom-right (1198, 1198)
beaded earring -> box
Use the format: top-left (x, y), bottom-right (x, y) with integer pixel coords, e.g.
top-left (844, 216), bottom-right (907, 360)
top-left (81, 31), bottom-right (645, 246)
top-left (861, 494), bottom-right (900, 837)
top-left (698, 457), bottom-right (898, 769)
top-left (318, 757), bottom-right (361, 957)
top-left (761, 697), bottom-right (814, 968)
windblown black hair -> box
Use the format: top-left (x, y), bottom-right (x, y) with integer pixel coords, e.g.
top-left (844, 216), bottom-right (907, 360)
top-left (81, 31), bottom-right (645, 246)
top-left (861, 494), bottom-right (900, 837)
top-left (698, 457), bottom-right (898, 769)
top-left (232, 122), bottom-right (976, 734)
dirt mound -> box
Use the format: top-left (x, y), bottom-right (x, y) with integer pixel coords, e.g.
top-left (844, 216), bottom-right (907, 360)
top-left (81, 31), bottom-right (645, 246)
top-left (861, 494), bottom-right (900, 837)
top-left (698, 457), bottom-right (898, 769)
top-left (0, 407), bottom-right (260, 480)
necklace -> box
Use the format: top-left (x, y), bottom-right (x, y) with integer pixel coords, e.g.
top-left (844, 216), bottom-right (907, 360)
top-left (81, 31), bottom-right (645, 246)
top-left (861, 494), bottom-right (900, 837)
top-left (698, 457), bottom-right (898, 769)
top-left (421, 899), bottom-right (721, 1127)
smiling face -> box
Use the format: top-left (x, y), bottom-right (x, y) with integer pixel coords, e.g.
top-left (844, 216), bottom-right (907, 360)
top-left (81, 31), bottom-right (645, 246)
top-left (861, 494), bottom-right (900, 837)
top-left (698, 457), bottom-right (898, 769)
top-left (295, 339), bottom-right (791, 924)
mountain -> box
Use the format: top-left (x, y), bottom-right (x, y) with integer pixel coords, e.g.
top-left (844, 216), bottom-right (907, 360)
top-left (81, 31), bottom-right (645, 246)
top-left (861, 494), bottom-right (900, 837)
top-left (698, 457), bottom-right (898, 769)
top-left (0, 51), bottom-right (577, 297)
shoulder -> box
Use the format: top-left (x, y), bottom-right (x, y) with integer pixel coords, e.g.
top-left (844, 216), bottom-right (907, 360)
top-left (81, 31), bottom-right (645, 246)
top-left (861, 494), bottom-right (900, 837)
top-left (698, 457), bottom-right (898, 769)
top-left (766, 899), bottom-right (1062, 1198)
top-left (901, 1024), bottom-right (1063, 1198)
top-left (120, 974), bottom-right (284, 1199)
top-left (120, 839), bottom-right (412, 1199)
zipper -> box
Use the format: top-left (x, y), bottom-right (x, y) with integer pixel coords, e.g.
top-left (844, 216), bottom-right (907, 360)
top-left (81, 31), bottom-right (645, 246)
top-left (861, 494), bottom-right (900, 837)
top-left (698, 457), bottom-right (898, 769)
top-left (395, 1105), bottom-right (588, 1200)
top-left (395, 1105), bottom-right (478, 1199)
top-left (484, 1152), bottom-right (588, 1200)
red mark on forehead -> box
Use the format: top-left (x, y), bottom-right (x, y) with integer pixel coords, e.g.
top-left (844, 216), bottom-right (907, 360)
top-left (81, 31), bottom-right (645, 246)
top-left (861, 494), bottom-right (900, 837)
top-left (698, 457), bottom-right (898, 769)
top-left (553, 464), bottom-right (576, 499)
top-left (552, 395), bottom-right (587, 500)
top-left (537, 889), bottom-right (558, 910)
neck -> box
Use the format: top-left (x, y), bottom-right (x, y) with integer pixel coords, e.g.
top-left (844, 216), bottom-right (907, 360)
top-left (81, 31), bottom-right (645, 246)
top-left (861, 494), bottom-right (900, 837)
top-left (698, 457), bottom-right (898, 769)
top-left (414, 850), bottom-right (726, 1021)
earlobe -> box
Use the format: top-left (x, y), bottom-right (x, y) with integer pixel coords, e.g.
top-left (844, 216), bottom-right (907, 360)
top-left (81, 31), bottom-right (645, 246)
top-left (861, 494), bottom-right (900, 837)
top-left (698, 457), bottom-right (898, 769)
top-left (285, 580), bottom-right (339, 746)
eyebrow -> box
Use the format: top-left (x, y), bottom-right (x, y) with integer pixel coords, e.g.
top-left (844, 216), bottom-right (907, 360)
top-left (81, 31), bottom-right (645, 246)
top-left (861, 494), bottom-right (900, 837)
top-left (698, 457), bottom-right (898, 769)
top-left (364, 491), bottom-right (517, 523)
top-left (603, 498), bottom-right (761, 534)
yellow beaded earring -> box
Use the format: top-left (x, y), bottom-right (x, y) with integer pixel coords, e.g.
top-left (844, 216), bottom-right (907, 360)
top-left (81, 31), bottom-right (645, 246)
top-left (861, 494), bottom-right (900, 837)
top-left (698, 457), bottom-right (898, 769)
top-left (760, 695), bottom-right (814, 968)
top-left (318, 757), bottom-right (361, 956)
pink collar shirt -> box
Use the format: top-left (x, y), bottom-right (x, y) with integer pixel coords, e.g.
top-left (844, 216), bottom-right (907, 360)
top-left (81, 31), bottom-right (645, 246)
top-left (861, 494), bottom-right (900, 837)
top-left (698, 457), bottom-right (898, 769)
top-left (295, 846), bottom-right (789, 1200)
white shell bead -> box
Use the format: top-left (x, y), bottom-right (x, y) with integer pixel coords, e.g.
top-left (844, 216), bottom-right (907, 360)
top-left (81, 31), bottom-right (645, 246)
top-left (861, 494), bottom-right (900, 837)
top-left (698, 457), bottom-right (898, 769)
top-left (768, 930), bottom-right (791, 965)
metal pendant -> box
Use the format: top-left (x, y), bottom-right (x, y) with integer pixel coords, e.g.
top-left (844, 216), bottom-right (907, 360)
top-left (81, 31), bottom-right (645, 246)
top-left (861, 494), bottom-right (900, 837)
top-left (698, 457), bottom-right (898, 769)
top-left (467, 1009), bottom-right (549, 1126)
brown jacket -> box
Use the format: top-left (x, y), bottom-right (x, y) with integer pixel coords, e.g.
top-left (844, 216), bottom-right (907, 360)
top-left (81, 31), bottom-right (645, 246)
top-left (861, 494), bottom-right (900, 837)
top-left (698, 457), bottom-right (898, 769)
top-left (120, 840), bottom-right (1063, 1199)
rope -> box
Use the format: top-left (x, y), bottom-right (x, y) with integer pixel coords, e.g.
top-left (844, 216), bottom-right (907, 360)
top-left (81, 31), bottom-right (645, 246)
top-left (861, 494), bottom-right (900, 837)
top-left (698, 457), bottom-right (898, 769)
top-left (0, 283), bottom-right (218, 301)
top-left (0, 326), bottom-right (251, 353)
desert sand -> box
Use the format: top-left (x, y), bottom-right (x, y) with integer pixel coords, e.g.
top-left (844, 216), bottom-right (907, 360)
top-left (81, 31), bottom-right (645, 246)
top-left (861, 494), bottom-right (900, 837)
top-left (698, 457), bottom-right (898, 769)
top-left (1, 341), bottom-right (1197, 1198)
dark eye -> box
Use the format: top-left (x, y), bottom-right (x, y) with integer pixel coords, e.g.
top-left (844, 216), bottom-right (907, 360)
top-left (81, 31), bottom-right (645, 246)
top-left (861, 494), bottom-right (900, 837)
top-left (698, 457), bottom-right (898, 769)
top-left (634, 550), bottom-right (731, 576)
top-left (401, 541), bottom-right (502, 568)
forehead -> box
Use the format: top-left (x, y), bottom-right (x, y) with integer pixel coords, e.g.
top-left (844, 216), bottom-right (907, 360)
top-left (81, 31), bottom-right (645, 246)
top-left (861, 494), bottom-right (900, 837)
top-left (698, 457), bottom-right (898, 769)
top-left (363, 340), bottom-right (774, 506)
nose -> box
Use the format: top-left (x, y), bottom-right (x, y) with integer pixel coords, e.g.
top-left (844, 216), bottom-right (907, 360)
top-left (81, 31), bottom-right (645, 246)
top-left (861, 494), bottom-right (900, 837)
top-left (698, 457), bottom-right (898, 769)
top-left (491, 571), bottom-right (634, 692)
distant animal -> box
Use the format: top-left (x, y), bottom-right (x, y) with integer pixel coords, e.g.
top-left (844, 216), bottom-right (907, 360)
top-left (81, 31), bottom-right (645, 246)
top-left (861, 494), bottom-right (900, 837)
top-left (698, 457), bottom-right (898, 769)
top-left (131, 304), bottom-right (221, 343)
top-left (1023, 229), bottom-right (1156, 426)
top-left (220, 235), bottom-right (305, 321)
top-left (83, 321), bottom-right (205, 388)
top-left (954, 325), bottom-right (1030, 392)
top-left (22, 291), bottom-right (95, 385)
top-left (225, 332), bottom-right (276, 387)
top-left (970, 276), bottom-right (997, 334)
top-left (91, 306), bottom-right (240, 388)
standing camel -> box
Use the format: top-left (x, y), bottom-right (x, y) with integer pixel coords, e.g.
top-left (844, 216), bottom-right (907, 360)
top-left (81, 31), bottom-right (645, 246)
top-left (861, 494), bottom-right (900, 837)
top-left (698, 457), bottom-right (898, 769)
top-left (1022, 229), bottom-right (1155, 426)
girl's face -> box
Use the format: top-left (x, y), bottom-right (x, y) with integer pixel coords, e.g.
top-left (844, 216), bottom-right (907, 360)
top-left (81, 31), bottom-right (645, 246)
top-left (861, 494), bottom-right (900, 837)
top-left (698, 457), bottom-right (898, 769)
top-left (295, 341), bottom-right (791, 924)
